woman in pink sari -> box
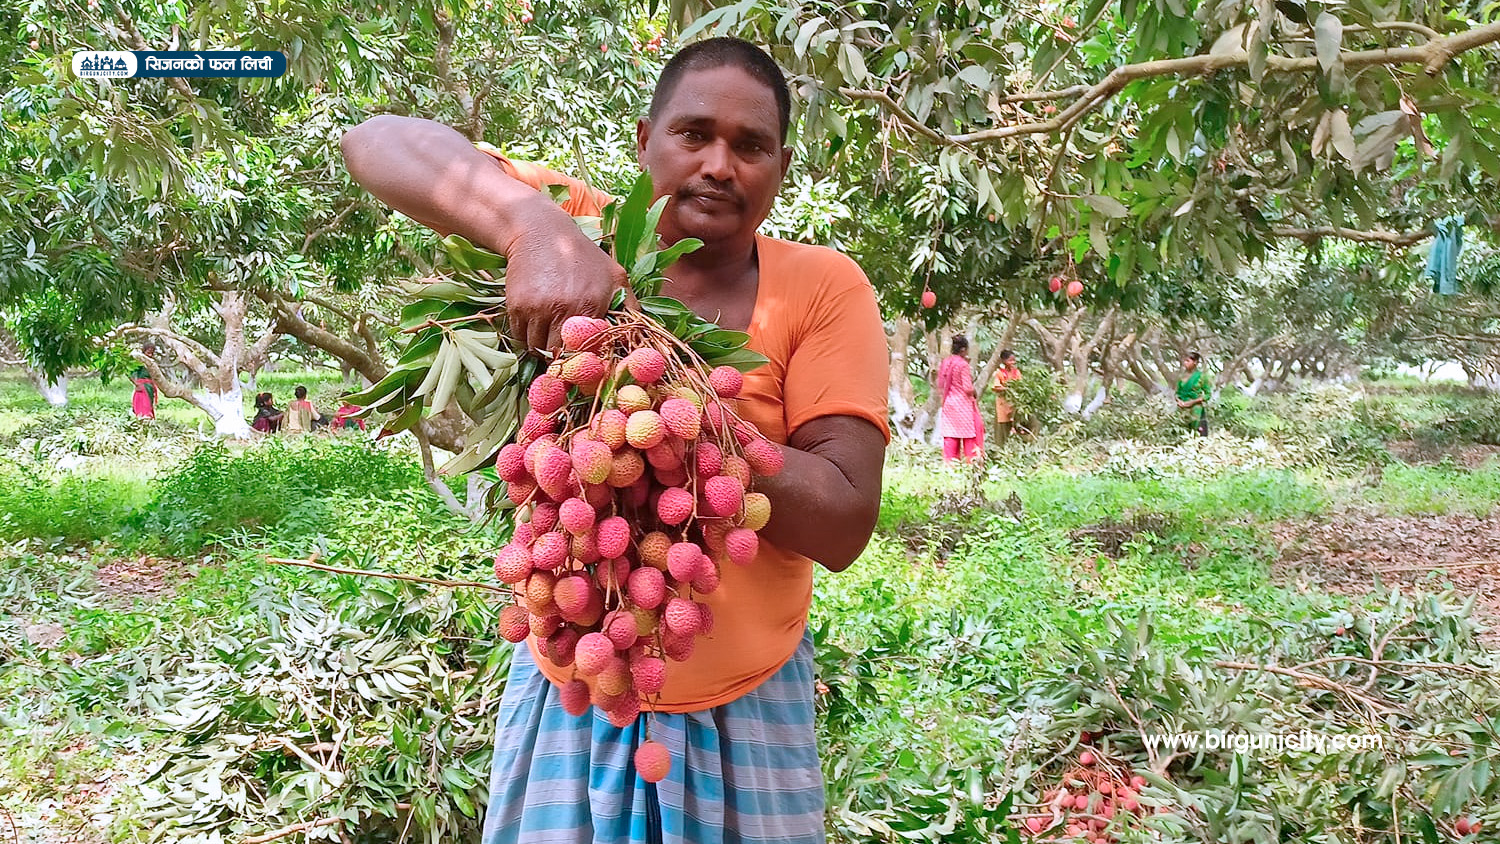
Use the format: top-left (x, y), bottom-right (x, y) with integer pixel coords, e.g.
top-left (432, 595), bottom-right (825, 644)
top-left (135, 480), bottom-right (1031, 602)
top-left (935, 335), bottom-right (984, 461)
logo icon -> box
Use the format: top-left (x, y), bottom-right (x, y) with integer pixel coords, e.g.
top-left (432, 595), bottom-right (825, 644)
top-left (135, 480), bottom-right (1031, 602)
top-left (73, 51), bottom-right (137, 78)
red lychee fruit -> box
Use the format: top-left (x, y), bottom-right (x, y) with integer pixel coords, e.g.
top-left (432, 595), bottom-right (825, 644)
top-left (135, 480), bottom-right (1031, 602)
top-left (708, 366), bottom-right (743, 398)
top-left (552, 574), bottom-right (593, 621)
top-left (627, 566), bottom-right (667, 609)
top-left (561, 352), bottom-right (607, 387)
top-left (498, 604), bottom-right (529, 642)
top-left (603, 609), bottom-right (640, 650)
top-left (667, 542), bottom-right (706, 582)
top-left (635, 740), bottom-right (671, 783)
top-left (615, 384), bottom-right (652, 413)
top-left (695, 441), bottom-right (723, 477)
top-left (574, 632), bottom-right (616, 676)
top-left (703, 475), bottom-right (745, 517)
top-left (631, 655), bottom-right (667, 695)
top-left (1067, 280), bottom-right (1084, 298)
top-left (725, 527), bottom-right (759, 566)
top-left (625, 348), bottom-right (668, 383)
top-left (663, 597), bottom-right (703, 636)
top-left (595, 516), bottom-right (631, 559)
top-left (528, 374), bottom-right (568, 415)
top-left (743, 438), bottom-right (784, 477)
top-left (591, 408), bottom-right (629, 449)
top-left (493, 543), bottom-right (533, 584)
top-left (497, 443), bottom-right (530, 482)
top-left (921, 289), bottom-right (937, 308)
top-left (559, 678), bottom-right (591, 716)
top-left (570, 438), bottom-right (612, 485)
top-left (656, 486), bottom-right (694, 526)
top-left (560, 315), bottom-right (606, 350)
top-left (530, 530), bottom-right (569, 572)
top-left (659, 398), bottom-right (702, 439)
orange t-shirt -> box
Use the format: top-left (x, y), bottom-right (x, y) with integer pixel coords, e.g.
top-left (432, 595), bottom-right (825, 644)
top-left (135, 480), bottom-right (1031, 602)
top-left (480, 148), bottom-right (891, 711)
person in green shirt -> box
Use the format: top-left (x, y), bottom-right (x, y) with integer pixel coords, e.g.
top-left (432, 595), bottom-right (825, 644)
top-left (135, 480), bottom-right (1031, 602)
top-left (1175, 351), bottom-right (1210, 436)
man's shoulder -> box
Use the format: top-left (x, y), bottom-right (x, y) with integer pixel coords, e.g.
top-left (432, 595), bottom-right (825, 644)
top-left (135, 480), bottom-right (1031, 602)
top-left (758, 235), bottom-right (869, 285)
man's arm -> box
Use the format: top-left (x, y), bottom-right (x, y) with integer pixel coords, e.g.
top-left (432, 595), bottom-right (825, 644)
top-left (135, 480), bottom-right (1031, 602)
top-left (339, 115), bottom-right (624, 351)
top-left (752, 416), bottom-right (885, 573)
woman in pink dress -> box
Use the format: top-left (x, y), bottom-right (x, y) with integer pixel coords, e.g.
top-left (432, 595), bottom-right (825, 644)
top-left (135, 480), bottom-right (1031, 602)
top-left (935, 334), bottom-right (984, 461)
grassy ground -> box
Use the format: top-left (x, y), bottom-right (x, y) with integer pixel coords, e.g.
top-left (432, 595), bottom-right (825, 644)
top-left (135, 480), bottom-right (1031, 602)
top-left (1, 372), bottom-right (1498, 844)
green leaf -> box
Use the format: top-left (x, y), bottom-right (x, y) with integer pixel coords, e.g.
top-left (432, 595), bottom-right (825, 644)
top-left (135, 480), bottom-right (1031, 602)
top-left (611, 172), bottom-right (656, 271)
top-left (1084, 195), bottom-right (1128, 218)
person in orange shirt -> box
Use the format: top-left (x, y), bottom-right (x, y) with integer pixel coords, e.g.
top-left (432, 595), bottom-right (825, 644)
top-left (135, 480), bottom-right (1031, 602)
top-left (991, 349), bottom-right (1021, 446)
top-left (343, 37), bottom-right (889, 844)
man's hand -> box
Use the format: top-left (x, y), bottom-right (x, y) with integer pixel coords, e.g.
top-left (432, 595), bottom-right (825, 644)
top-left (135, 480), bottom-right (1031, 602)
top-left (340, 115), bottom-right (626, 354)
top-left (502, 216), bottom-right (628, 353)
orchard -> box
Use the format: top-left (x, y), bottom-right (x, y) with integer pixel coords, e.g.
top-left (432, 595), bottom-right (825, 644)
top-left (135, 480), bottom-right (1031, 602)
top-left (3, 0), bottom-right (1500, 843)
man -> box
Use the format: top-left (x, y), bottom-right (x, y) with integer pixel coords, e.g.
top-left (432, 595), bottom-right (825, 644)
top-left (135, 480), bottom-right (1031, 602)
top-left (1175, 351), bottom-right (1210, 436)
top-left (341, 37), bottom-right (889, 844)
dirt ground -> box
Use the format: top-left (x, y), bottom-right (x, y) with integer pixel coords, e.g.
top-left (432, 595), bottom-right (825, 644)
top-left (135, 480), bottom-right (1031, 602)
top-left (1272, 512), bottom-right (1500, 647)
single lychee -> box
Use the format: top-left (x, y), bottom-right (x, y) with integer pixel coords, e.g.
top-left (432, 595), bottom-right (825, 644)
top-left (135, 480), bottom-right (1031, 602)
top-left (559, 497), bottom-right (596, 536)
top-left (530, 531), bottom-right (569, 572)
top-left (921, 289), bottom-right (936, 308)
top-left (696, 602), bottom-right (714, 634)
top-left (625, 348), bottom-right (668, 383)
top-left (654, 464), bottom-right (689, 489)
top-left (708, 366), bottom-right (743, 398)
top-left (1048, 275), bottom-right (1063, 294)
top-left (529, 612), bottom-right (562, 638)
top-left (570, 530), bottom-right (601, 565)
top-left (607, 449), bottom-right (646, 487)
top-left (626, 410), bottom-right (667, 449)
top-left (656, 486), bottom-right (694, 525)
top-left (591, 408), bottom-right (629, 449)
top-left (703, 475), bottom-right (746, 517)
top-left (663, 597), bottom-right (703, 636)
top-left (662, 629), bottom-right (696, 661)
top-left (694, 442), bottom-right (723, 477)
top-left (583, 481), bottom-right (613, 510)
top-left (603, 609), bottom-right (639, 650)
top-left (743, 438), bottom-right (784, 477)
top-left (535, 448), bottom-right (574, 501)
top-left (596, 516), bottom-right (631, 559)
top-left (635, 740), bottom-right (671, 783)
top-left (519, 409), bottom-right (559, 443)
top-left (721, 455), bottom-right (752, 487)
top-left (605, 694), bottom-right (640, 727)
top-left (739, 492), bottom-right (771, 531)
top-left (544, 627), bottom-right (579, 666)
top-left (638, 531), bottom-right (672, 570)
top-left (493, 543), bottom-right (533, 584)
top-left (667, 542), bottom-right (706, 581)
top-left (574, 632), bottom-right (616, 676)
top-left (561, 352), bottom-right (607, 387)
top-left (511, 521), bottom-right (536, 548)
top-left (659, 398), bottom-right (702, 439)
top-left (701, 520), bottom-right (732, 553)
top-left (645, 440), bottom-right (685, 471)
top-left (498, 604), bottom-right (529, 642)
top-left (631, 655), bottom-right (667, 695)
top-left (497, 443), bottom-right (530, 482)
top-left (527, 375), bottom-right (568, 415)
top-left (505, 478), bottom-right (538, 506)
top-left (1067, 279), bottom-right (1084, 298)
top-left (552, 574), bottom-right (593, 620)
top-left (595, 657), bottom-right (632, 696)
top-left (530, 502), bottom-right (560, 534)
top-left (627, 566), bottom-right (667, 609)
top-left (725, 528), bottom-right (759, 566)
top-left (615, 384), bottom-right (652, 413)
top-left (570, 438), bottom-right (613, 485)
top-left (693, 560), bottom-right (721, 594)
top-left (559, 678), bottom-right (591, 716)
top-left (525, 570), bottom-right (558, 611)
top-left (560, 315), bottom-right (606, 350)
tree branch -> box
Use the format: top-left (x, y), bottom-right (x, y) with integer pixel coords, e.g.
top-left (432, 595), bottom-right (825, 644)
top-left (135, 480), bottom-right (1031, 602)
top-left (846, 22), bottom-right (1500, 147)
top-left (1271, 225), bottom-right (1431, 246)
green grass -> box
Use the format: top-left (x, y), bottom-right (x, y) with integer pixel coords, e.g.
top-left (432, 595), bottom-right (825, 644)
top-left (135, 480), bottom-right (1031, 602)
top-left (1363, 461), bottom-right (1500, 516)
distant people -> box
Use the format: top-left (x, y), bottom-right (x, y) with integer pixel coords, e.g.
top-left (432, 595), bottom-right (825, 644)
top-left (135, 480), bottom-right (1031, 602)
top-left (251, 392), bottom-right (284, 433)
top-left (1175, 352), bottom-right (1211, 436)
top-left (283, 385), bottom-right (325, 434)
top-left (130, 346), bottom-right (158, 419)
top-left (992, 349), bottom-right (1022, 447)
top-left (936, 334), bottom-right (984, 461)
top-left (332, 401), bottom-right (366, 432)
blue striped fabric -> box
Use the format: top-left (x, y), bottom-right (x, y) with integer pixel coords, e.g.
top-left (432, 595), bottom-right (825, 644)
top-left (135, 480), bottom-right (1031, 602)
top-left (481, 634), bottom-right (825, 844)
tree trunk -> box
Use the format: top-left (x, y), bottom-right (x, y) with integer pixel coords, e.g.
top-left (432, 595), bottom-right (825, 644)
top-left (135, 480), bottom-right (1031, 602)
top-left (36, 374), bottom-right (68, 407)
top-left (887, 317), bottom-right (922, 441)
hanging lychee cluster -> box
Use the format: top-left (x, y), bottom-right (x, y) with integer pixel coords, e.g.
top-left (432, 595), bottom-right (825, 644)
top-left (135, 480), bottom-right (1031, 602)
top-left (490, 312), bottom-right (783, 780)
top-left (345, 173), bottom-right (779, 784)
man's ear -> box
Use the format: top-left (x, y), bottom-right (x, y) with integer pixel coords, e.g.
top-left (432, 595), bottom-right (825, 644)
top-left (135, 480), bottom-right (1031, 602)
top-left (636, 118), bottom-right (651, 163)
top-left (778, 145), bottom-right (792, 181)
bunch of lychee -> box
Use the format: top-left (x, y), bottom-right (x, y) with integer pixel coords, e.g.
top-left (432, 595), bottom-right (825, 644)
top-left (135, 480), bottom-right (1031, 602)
top-left (1017, 747), bottom-right (1160, 842)
top-left (491, 314), bottom-right (783, 783)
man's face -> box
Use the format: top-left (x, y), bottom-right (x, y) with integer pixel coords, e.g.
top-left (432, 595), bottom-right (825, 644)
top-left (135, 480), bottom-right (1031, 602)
top-left (637, 64), bottom-right (791, 247)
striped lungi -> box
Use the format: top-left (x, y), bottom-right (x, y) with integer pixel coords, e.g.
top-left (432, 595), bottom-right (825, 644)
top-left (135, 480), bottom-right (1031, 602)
top-left (481, 634), bottom-right (825, 844)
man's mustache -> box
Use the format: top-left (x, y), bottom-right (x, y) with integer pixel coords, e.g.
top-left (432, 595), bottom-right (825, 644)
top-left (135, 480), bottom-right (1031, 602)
top-left (676, 185), bottom-right (742, 206)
